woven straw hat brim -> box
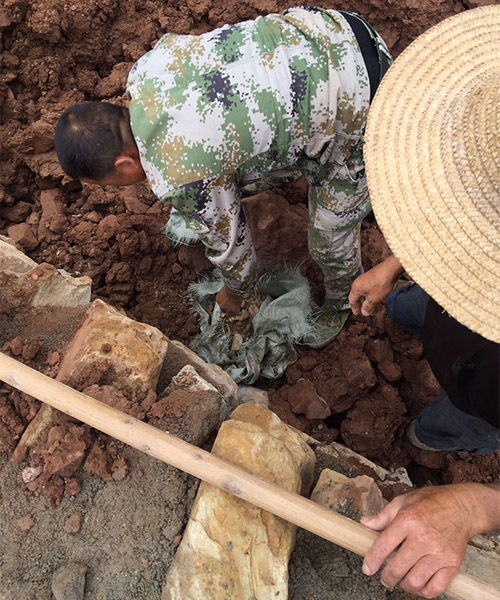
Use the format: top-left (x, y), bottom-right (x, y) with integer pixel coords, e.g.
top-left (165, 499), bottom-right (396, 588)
top-left (365, 6), bottom-right (500, 343)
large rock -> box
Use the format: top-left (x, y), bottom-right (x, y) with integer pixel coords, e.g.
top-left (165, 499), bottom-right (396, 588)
top-left (13, 299), bottom-right (169, 462)
top-left (0, 237), bottom-right (91, 306)
top-left (162, 403), bottom-right (316, 600)
top-left (163, 339), bottom-right (239, 418)
top-left (56, 299), bottom-right (168, 390)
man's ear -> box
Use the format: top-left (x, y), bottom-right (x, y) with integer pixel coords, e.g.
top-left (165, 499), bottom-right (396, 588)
top-left (114, 154), bottom-right (140, 171)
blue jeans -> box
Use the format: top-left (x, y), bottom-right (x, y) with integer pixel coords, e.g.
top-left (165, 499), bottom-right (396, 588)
top-left (386, 284), bottom-right (500, 454)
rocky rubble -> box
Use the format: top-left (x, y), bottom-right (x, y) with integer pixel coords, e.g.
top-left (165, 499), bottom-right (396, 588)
top-left (1, 241), bottom-right (498, 600)
top-left (0, 240), bottom-right (421, 599)
top-left (0, 239), bottom-right (236, 506)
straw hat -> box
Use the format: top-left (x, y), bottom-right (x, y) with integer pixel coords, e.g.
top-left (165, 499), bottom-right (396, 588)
top-left (365, 6), bottom-right (500, 343)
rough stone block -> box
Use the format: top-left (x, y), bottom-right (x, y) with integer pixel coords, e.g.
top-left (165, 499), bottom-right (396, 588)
top-left (0, 236), bottom-right (37, 276)
top-left (57, 299), bottom-right (168, 390)
top-left (41, 424), bottom-right (90, 478)
top-left (150, 365), bottom-right (222, 446)
top-left (16, 263), bottom-right (92, 307)
top-left (163, 339), bottom-right (239, 417)
top-left (13, 299), bottom-right (169, 460)
top-left (311, 472), bottom-right (386, 521)
top-left (11, 404), bottom-right (56, 463)
top-left (162, 403), bottom-right (316, 600)
top-left (314, 442), bottom-right (412, 501)
top-left (237, 384), bottom-right (269, 406)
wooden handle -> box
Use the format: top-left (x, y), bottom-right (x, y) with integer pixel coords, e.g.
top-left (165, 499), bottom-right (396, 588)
top-left (0, 352), bottom-right (497, 600)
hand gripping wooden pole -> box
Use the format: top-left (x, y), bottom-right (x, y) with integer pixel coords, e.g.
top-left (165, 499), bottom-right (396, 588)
top-left (0, 352), bottom-right (498, 600)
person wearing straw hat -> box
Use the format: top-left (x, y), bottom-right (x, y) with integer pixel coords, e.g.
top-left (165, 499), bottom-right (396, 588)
top-left (349, 6), bottom-right (500, 597)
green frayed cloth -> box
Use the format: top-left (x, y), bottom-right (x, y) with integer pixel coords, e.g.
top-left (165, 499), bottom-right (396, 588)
top-left (165, 207), bottom-right (200, 246)
top-left (189, 271), bottom-right (349, 384)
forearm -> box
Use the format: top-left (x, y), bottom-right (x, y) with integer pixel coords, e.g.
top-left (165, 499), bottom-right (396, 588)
top-left (379, 254), bottom-right (404, 283)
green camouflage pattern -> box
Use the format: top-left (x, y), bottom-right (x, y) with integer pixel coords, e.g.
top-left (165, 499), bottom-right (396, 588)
top-left (127, 6), bottom-right (389, 299)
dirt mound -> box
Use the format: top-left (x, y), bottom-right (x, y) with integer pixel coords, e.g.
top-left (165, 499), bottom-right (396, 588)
top-left (0, 0), bottom-right (479, 336)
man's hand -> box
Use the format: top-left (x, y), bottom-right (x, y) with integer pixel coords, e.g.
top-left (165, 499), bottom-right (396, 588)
top-left (349, 255), bottom-right (404, 316)
top-left (215, 286), bottom-right (244, 315)
top-left (361, 483), bottom-right (500, 598)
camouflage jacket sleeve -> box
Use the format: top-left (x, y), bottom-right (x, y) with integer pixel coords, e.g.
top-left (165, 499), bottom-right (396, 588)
top-left (166, 174), bottom-right (257, 294)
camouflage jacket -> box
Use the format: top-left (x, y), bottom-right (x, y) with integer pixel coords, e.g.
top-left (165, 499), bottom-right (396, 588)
top-left (127, 6), bottom-right (370, 293)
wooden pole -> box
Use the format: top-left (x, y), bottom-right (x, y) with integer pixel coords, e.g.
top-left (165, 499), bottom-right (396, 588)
top-left (0, 352), bottom-right (497, 600)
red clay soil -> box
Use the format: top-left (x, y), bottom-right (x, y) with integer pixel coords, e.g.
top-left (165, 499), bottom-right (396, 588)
top-left (1, 0), bottom-right (498, 498)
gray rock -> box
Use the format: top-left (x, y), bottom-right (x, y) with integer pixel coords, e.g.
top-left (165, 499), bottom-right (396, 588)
top-left (24, 264), bottom-right (92, 307)
top-left (51, 563), bottom-right (87, 600)
top-left (163, 339), bottom-right (239, 418)
top-left (237, 385), bottom-right (269, 407)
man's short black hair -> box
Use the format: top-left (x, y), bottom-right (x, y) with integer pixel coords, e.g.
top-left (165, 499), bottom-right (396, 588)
top-left (55, 102), bottom-right (131, 181)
